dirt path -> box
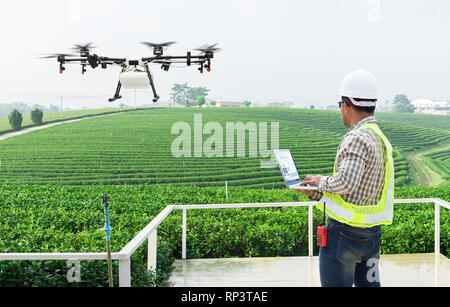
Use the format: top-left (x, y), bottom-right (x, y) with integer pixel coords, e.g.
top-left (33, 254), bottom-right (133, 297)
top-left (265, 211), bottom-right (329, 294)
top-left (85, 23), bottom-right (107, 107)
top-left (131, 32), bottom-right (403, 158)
top-left (407, 156), bottom-right (432, 185)
top-left (406, 144), bottom-right (449, 186)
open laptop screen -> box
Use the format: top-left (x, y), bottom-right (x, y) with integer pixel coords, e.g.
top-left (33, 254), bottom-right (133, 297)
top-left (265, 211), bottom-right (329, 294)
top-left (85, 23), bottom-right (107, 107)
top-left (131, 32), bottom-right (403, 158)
top-left (274, 149), bottom-right (300, 182)
top-left (274, 149), bottom-right (318, 190)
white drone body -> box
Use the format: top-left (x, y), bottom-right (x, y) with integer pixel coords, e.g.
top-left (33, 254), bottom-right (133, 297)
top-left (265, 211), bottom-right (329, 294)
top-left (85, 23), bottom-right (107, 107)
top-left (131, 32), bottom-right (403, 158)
top-left (119, 71), bottom-right (151, 90)
top-left (116, 59), bottom-right (151, 90)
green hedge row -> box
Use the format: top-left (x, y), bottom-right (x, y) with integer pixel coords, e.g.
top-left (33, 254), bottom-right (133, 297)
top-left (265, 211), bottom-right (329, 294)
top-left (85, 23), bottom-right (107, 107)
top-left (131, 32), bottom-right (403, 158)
top-left (1, 108), bottom-right (447, 187)
top-left (0, 184), bottom-right (448, 287)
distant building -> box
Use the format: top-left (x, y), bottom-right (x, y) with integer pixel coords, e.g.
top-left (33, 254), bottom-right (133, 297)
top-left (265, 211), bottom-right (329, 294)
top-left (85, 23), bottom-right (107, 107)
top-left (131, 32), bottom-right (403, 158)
top-left (411, 99), bottom-right (450, 115)
top-left (215, 101), bottom-right (245, 107)
top-left (267, 102), bottom-right (294, 108)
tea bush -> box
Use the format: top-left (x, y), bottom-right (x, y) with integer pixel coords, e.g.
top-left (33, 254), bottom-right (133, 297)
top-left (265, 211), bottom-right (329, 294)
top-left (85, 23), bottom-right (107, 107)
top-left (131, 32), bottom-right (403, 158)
top-left (0, 184), bottom-right (448, 286)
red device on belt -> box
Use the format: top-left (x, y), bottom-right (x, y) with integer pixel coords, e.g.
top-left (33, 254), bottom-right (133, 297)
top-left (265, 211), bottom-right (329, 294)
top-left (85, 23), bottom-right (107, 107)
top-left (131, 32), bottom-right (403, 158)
top-left (317, 202), bottom-right (327, 247)
top-left (317, 225), bottom-right (327, 247)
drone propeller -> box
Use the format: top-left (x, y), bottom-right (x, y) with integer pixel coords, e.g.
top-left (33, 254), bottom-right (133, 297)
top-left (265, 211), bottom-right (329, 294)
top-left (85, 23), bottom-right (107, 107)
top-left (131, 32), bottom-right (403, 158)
top-left (71, 43), bottom-right (96, 56)
top-left (194, 43), bottom-right (219, 73)
top-left (141, 41), bottom-right (177, 48)
top-left (141, 41), bottom-right (177, 56)
top-left (39, 53), bottom-right (74, 74)
top-left (71, 43), bottom-right (96, 50)
top-left (39, 53), bottom-right (74, 59)
top-left (194, 43), bottom-right (221, 54)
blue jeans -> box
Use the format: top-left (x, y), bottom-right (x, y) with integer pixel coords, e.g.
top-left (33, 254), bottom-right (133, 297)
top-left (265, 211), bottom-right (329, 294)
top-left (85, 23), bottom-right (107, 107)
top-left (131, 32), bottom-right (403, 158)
top-left (319, 218), bottom-right (382, 287)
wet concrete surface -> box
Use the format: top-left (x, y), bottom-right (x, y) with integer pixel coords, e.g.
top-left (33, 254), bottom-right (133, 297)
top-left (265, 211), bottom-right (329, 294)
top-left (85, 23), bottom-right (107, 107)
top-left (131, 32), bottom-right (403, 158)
top-left (161, 253), bottom-right (450, 287)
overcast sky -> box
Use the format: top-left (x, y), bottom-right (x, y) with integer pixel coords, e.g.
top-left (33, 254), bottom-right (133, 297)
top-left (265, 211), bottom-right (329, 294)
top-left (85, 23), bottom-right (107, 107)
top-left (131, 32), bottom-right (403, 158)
top-left (0, 0), bottom-right (449, 109)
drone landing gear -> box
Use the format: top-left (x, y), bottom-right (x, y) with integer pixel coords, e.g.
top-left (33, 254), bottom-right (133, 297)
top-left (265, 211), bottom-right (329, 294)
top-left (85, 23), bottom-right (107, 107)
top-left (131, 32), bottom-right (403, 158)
top-left (145, 64), bottom-right (160, 103)
top-left (108, 81), bottom-right (122, 102)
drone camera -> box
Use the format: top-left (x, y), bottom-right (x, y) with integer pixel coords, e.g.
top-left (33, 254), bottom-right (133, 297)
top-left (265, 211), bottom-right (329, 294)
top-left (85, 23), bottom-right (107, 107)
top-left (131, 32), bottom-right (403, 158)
top-left (153, 46), bottom-right (163, 56)
top-left (101, 63), bottom-right (107, 69)
top-left (161, 64), bottom-right (170, 71)
top-left (205, 51), bottom-right (214, 59)
top-left (87, 55), bottom-right (99, 69)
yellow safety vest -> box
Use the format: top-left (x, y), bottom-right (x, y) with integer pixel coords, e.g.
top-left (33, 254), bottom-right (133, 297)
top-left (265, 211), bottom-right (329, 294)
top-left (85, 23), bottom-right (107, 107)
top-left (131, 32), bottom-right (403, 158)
top-left (316, 123), bottom-right (394, 228)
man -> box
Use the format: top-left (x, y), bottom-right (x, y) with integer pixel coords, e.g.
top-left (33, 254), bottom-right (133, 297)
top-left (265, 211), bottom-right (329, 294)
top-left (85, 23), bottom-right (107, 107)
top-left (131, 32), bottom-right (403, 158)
top-left (294, 69), bottom-right (394, 287)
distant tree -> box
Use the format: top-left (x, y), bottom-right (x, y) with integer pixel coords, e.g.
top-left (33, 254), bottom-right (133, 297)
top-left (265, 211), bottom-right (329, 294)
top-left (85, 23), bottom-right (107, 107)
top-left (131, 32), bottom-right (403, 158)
top-left (197, 96), bottom-right (206, 107)
top-left (30, 108), bottom-right (44, 125)
top-left (12, 102), bottom-right (30, 114)
top-left (48, 104), bottom-right (59, 112)
top-left (171, 83), bottom-right (190, 107)
top-left (243, 101), bottom-right (251, 107)
top-left (189, 87), bottom-right (209, 107)
top-left (310, 105), bottom-right (315, 109)
top-left (210, 101), bottom-right (216, 107)
top-left (393, 94), bottom-right (415, 113)
top-left (171, 83), bottom-right (209, 107)
top-left (8, 109), bottom-right (23, 131)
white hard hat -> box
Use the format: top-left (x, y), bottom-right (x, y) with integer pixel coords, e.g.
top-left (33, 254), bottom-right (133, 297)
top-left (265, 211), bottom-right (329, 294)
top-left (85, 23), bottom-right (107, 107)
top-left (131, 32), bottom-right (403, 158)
top-left (338, 69), bottom-right (379, 106)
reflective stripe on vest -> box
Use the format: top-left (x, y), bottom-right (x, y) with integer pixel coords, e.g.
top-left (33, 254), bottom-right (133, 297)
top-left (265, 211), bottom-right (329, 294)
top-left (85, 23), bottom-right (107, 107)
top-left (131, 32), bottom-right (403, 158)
top-left (316, 123), bottom-right (395, 228)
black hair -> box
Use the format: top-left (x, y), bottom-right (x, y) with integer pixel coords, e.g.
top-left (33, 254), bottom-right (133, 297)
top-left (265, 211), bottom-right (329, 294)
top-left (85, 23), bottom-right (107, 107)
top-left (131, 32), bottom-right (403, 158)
top-left (342, 96), bottom-right (376, 114)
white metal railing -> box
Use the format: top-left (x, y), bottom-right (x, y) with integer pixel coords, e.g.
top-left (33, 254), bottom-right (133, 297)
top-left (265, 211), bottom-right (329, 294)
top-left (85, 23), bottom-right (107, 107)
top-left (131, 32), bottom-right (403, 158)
top-left (0, 198), bottom-right (448, 287)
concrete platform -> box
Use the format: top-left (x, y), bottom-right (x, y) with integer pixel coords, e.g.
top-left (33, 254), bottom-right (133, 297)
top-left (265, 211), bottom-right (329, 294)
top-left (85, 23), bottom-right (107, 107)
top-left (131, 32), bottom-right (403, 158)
top-left (161, 253), bottom-right (450, 287)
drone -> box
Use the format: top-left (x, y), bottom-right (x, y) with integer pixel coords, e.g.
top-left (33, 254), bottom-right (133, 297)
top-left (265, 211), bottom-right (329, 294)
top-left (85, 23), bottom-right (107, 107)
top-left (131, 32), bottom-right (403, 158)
top-left (41, 42), bottom-right (220, 103)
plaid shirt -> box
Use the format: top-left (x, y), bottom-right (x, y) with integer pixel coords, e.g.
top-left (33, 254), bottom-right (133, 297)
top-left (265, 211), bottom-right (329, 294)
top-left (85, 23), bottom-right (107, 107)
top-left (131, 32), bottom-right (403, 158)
top-left (310, 116), bottom-right (386, 206)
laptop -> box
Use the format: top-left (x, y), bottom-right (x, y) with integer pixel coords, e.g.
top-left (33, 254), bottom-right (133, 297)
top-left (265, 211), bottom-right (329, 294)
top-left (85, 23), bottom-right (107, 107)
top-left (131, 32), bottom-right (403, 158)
top-left (274, 149), bottom-right (318, 190)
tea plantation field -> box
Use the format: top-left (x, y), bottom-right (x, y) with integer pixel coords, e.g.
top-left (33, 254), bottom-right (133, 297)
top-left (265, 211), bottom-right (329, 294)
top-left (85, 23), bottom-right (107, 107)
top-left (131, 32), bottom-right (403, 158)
top-left (0, 108), bottom-right (448, 187)
top-left (376, 112), bottom-right (450, 132)
top-left (0, 184), bottom-right (448, 286)
top-left (0, 108), bottom-right (449, 286)
top-left (424, 147), bottom-right (450, 182)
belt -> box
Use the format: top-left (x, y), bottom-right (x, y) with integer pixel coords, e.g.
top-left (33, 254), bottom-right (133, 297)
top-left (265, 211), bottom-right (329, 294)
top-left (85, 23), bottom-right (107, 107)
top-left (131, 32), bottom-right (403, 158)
top-left (328, 218), bottom-right (367, 229)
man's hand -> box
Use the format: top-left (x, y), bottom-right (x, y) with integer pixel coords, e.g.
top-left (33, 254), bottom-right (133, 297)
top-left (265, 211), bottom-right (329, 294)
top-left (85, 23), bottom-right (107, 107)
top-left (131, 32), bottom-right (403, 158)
top-left (291, 175), bottom-right (323, 197)
top-left (302, 175), bottom-right (323, 187)
top-left (291, 187), bottom-right (315, 197)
